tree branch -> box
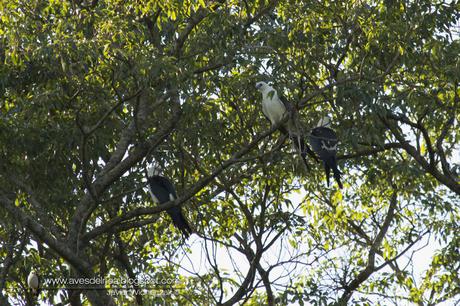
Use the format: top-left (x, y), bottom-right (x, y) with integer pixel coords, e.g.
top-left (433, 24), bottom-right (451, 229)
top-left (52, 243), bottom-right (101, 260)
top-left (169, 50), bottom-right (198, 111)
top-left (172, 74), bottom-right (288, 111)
top-left (338, 191), bottom-right (397, 304)
top-left (82, 122), bottom-right (281, 242)
top-left (174, 9), bottom-right (208, 57)
top-left (338, 142), bottom-right (404, 160)
top-left (381, 115), bottom-right (460, 196)
top-left (0, 195), bottom-right (114, 306)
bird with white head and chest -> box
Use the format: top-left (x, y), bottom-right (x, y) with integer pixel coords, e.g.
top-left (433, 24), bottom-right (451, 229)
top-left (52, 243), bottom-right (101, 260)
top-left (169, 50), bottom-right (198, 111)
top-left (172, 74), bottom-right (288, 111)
top-left (255, 81), bottom-right (287, 126)
top-left (255, 81), bottom-right (318, 168)
top-left (309, 116), bottom-right (343, 189)
top-left (27, 269), bottom-right (40, 297)
top-left (146, 165), bottom-right (193, 239)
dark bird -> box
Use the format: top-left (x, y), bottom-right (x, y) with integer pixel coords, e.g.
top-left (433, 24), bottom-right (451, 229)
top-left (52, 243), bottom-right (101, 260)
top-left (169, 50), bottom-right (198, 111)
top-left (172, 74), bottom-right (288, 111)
top-left (147, 166), bottom-right (193, 239)
top-left (256, 81), bottom-right (318, 167)
top-left (309, 117), bottom-right (343, 189)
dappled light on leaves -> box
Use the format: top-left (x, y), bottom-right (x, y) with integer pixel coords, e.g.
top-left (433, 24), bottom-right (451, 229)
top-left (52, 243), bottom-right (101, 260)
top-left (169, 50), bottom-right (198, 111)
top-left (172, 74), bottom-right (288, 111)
top-left (0, 0), bottom-right (459, 305)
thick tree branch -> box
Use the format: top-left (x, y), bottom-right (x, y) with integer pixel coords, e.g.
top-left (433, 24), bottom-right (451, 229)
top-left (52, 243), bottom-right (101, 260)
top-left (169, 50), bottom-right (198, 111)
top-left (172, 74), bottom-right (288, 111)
top-left (83, 122), bottom-right (281, 241)
top-left (337, 191), bottom-right (397, 304)
top-left (234, 233), bottom-right (275, 306)
top-left (386, 112), bottom-right (436, 166)
top-left (114, 234), bottom-right (143, 305)
top-left (0, 195), bottom-right (114, 306)
top-left (381, 115), bottom-right (460, 196)
top-left (4, 177), bottom-right (66, 239)
top-left (69, 92), bottom-right (182, 251)
top-left (174, 10), bottom-right (208, 57)
top-left (221, 235), bottom-right (260, 306)
top-left (436, 114), bottom-right (456, 179)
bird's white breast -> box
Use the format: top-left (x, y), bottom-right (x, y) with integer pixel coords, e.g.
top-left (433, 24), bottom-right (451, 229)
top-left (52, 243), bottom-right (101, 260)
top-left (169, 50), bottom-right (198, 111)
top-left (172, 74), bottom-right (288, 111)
top-left (27, 272), bottom-right (39, 289)
top-left (262, 91), bottom-right (286, 125)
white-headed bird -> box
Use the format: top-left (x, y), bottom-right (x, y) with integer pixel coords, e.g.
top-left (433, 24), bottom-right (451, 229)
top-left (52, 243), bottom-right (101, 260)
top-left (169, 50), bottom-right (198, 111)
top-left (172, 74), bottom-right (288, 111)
top-left (256, 81), bottom-right (318, 168)
top-left (27, 269), bottom-right (40, 296)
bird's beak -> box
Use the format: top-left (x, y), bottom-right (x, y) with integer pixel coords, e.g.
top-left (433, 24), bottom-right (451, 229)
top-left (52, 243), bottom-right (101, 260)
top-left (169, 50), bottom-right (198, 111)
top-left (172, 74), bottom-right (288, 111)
top-left (255, 83), bottom-right (262, 89)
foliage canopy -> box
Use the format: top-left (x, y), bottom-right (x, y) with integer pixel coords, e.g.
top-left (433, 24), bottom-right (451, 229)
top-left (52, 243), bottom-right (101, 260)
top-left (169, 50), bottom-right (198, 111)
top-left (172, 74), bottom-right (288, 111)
top-left (0, 0), bottom-right (459, 305)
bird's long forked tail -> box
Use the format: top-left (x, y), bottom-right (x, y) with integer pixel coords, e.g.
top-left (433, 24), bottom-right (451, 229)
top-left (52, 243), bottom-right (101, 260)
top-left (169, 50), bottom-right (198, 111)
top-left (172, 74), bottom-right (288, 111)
top-left (170, 212), bottom-right (193, 239)
top-left (324, 156), bottom-right (343, 189)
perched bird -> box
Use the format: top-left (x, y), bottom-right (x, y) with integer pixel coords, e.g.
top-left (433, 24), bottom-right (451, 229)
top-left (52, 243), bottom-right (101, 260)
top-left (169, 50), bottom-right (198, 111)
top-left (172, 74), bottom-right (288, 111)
top-left (27, 269), bottom-right (40, 296)
top-left (255, 81), bottom-right (318, 167)
top-left (146, 166), bottom-right (193, 239)
top-left (309, 117), bottom-right (343, 189)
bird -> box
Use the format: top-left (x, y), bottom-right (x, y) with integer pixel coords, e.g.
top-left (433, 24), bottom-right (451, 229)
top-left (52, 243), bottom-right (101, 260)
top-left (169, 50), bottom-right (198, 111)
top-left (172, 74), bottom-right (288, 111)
top-left (146, 165), bottom-right (193, 239)
top-left (255, 81), bottom-right (318, 167)
top-left (27, 269), bottom-right (40, 297)
top-left (309, 116), bottom-right (343, 189)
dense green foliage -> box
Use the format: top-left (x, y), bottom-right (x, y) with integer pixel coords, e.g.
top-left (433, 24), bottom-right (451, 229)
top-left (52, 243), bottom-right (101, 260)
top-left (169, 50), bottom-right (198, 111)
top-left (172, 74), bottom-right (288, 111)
top-left (1, 0), bottom-right (459, 305)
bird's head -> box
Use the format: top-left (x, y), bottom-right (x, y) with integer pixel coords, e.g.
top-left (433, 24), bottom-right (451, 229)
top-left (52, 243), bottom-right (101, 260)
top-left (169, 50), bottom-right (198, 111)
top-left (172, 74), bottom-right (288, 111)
top-left (317, 116), bottom-right (331, 127)
top-left (147, 165), bottom-right (161, 177)
top-left (255, 81), bottom-right (270, 93)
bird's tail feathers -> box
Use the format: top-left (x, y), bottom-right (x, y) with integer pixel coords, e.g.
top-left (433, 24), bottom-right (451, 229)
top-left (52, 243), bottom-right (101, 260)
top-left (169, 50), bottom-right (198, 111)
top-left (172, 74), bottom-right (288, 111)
top-left (327, 157), bottom-right (343, 189)
top-left (333, 169), bottom-right (343, 189)
top-left (324, 162), bottom-right (331, 187)
top-left (172, 214), bottom-right (193, 239)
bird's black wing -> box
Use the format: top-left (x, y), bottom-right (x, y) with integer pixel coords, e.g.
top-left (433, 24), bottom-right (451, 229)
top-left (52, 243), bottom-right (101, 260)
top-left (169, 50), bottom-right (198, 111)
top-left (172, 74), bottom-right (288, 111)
top-left (147, 175), bottom-right (193, 238)
top-left (309, 127), bottom-right (342, 188)
top-left (309, 127), bottom-right (338, 157)
top-left (168, 208), bottom-right (193, 239)
top-left (147, 175), bottom-right (176, 203)
top-left (157, 176), bottom-right (178, 199)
